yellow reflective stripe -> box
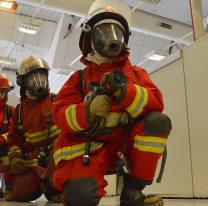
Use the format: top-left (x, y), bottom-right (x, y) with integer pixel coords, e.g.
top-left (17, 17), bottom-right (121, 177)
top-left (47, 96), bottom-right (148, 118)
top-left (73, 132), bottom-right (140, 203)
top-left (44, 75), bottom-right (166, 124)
top-left (65, 105), bottom-right (84, 132)
top-left (126, 85), bottom-right (148, 118)
top-left (8, 146), bottom-right (23, 155)
top-left (24, 125), bottom-right (62, 144)
top-left (134, 135), bottom-right (167, 154)
top-left (2, 133), bottom-right (8, 142)
top-left (1, 156), bottom-right (10, 165)
top-left (26, 159), bottom-right (38, 166)
top-left (105, 112), bottom-right (129, 127)
top-left (135, 136), bottom-right (167, 144)
top-left (54, 141), bottom-right (103, 166)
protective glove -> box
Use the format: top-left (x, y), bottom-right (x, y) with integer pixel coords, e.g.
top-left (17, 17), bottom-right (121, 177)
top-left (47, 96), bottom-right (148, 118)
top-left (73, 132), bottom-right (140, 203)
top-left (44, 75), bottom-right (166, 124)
top-left (45, 139), bottom-right (57, 166)
top-left (48, 139), bottom-right (57, 152)
top-left (10, 157), bottom-right (29, 174)
top-left (89, 94), bottom-right (111, 122)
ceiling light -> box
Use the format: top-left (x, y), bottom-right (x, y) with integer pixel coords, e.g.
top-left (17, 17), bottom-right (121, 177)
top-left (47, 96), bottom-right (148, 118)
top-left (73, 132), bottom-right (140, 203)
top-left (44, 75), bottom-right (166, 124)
top-left (56, 68), bottom-right (75, 76)
top-left (0, 56), bottom-right (16, 67)
top-left (145, 49), bottom-right (169, 61)
top-left (16, 18), bottom-right (41, 35)
top-left (140, 0), bottom-right (162, 5)
top-left (0, 0), bottom-right (14, 9)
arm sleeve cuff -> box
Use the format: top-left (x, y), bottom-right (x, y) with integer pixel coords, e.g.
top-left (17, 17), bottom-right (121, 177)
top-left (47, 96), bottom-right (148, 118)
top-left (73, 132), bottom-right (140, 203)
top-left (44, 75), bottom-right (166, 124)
top-left (9, 154), bottom-right (23, 162)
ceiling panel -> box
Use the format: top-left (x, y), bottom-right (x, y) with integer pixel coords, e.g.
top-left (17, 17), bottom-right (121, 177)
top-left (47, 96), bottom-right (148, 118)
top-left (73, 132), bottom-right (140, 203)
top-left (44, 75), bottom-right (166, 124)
top-left (2, 0), bottom-right (207, 97)
top-left (17, 5), bottom-right (63, 22)
top-left (125, 0), bottom-right (208, 25)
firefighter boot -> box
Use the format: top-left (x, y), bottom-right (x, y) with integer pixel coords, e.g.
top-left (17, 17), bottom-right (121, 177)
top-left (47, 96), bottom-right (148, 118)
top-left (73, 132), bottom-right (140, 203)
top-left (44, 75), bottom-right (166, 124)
top-left (44, 177), bottom-right (62, 203)
top-left (0, 188), bottom-right (4, 198)
top-left (52, 194), bottom-right (63, 203)
top-left (120, 176), bottom-right (164, 206)
top-left (4, 182), bottom-right (14, 201)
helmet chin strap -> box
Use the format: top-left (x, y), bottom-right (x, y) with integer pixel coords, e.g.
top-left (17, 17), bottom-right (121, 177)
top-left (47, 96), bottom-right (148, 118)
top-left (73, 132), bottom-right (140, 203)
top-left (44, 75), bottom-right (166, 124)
top-left (25, 90), bottom-right (38, 101)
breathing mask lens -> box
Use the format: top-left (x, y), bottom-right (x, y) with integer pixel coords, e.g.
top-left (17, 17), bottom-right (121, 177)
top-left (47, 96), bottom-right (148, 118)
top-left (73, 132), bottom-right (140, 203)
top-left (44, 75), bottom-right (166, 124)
top-left (26, 72), bottom-right (48, 97)
top-left (92, 23), bottom-right (125, 58)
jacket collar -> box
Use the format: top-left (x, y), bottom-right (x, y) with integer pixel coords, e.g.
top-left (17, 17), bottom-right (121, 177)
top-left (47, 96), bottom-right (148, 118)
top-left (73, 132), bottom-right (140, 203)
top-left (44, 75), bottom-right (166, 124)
top-left (80, 51), bottom-right (130, 70)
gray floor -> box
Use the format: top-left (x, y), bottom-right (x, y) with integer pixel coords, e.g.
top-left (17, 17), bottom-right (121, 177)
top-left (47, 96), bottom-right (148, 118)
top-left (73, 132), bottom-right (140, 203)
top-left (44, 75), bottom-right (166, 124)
top-left (1, 196), bottom-right (208, 206)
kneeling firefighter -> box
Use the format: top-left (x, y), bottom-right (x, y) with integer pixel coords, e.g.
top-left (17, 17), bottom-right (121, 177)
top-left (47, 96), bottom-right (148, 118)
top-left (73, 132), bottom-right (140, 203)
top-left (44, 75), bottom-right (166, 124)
top-left (0, 74), bottom-right (15, 201)
top-left (7, 56), bottom-right (63, 202)
top-left (52, 0), bottom-right (172, 206)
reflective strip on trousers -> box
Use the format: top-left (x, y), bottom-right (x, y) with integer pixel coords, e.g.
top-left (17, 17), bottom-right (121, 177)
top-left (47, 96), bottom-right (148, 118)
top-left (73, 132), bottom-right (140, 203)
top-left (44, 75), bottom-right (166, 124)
top-left (126, 85), bottom-right (148, 118)
top-left (8, 146), bottom-right (23, 156)
top-left (134, 135), bottom-right (167, 153)
top-left (65, 105), bottom-right (84, 132)
top-left (24, 125), bottom-right (62, 144)
top-left (54, 141), bottom-right (103, 166)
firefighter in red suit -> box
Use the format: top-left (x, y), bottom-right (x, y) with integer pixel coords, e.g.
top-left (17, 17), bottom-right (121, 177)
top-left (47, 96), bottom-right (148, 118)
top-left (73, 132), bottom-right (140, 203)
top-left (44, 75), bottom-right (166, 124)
top-left (7, 56), bottom-right (63, 202)
top-left (0, 74), bottom-right (15, 200)
top-left (52, 0), bottom-right (171, 206)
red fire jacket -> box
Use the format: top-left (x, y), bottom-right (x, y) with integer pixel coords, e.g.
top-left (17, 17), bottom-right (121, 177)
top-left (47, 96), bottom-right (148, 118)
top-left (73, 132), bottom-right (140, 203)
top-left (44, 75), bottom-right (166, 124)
top-left (0, 99), bottom-right (15, 147)
top-left (8, 92), bottom-right (62, 164)
top-left (52, 52), bottom-right (164, 135)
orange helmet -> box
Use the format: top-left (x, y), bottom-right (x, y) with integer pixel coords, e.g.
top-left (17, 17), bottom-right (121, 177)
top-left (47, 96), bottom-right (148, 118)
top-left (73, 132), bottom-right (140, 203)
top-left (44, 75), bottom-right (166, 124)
top-left (0, 74), bottom-right (15, 92)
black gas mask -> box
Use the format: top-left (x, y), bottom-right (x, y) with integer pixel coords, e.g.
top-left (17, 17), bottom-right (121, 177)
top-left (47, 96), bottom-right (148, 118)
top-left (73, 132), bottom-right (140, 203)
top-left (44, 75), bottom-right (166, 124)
top-left (24, 71), bottom-right (48, 98)
top-left (92, 23), bottom-right (126, 59)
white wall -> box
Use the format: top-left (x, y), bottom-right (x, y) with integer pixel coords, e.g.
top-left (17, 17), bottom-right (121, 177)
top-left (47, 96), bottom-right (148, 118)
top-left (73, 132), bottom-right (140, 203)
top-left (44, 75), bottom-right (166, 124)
top-left (116, 34), bottom-right (208, 198)
top-left (143, 35), bottom-right (208, 198)
top-left (7, 95), bottom-right (20, 107)
top-left (182, 35), bottom-right (208, 197)
top-left (144, 58), bottom-right (193, 197)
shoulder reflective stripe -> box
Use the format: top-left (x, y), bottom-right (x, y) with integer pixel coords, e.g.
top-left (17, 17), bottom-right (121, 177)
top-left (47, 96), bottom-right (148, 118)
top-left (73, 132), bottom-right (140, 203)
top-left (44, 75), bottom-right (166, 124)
top-left (134, 135), bottom-right (167, 154)
top-left (26, 159), bottom-right (38, 166)
top-left (105, 112), bottom-right (129, 127)
top-left (24, 125), bottom-right (62, 144)
top-left (54, 141), bottom-right (103, 166)
top-left (8, 146), bottom-right (23, 155)
top-left (65, 105), bottom-right (84, 132)
top-left (126, 85), bottom-right (148, 118)
top-left (2, 133), bottom-right (8, 142)
top-left (1, 156), bottom-right (10, 165)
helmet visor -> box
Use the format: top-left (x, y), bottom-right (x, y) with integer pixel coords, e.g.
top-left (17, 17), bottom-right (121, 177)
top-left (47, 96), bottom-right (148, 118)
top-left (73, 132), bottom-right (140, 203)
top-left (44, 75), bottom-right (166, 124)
top-left (26, 72), bottom-right (48, 96)
top-left (93, 23), bottom-right (124, 45)
top-left (92, 23), bottom-right (125, 58)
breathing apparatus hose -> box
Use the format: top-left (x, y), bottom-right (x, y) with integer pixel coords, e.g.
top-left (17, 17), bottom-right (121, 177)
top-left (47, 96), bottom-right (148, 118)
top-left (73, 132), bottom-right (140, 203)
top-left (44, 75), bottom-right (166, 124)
top-left (37, 116), bottom-right (52, 164)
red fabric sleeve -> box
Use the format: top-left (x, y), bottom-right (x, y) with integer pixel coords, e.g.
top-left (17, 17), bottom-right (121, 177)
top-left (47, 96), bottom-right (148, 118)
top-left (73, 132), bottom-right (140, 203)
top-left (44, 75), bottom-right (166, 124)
top-left (0, 106), bottom-right (16, 147)
top-left (8, 106), bottom-right (24, 160)
top-left (6, 106), bottom-right (15, 133)
top-left (52, 70), bottom-right (91, 134)
top-left (120, 66), bottom-right (164, 118)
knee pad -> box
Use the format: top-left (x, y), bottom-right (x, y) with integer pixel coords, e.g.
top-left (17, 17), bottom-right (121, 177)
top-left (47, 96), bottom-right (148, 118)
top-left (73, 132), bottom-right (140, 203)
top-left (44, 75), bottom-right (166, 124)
top-left (141, 111), bottom-right (172, 137)
top-left (64, 177), bottom-right (99, 206)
